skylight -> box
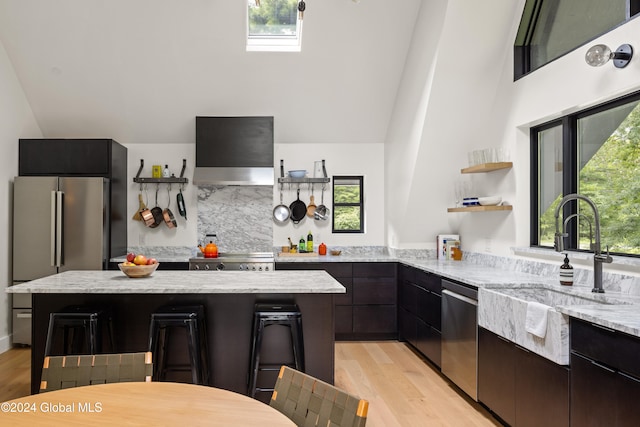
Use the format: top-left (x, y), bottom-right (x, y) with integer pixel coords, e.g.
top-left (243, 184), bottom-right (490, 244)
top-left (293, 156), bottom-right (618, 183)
top-left (247, 0), bottom-right (303, 52)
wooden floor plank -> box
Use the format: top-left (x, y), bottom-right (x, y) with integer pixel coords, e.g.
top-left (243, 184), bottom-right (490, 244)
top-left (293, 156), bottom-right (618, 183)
top-left (0, 342), bottom-right (501, 426)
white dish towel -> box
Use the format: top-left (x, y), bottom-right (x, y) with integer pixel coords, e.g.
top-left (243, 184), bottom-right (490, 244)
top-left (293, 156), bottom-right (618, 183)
top-left (525, 301), bottom-right (550, 338)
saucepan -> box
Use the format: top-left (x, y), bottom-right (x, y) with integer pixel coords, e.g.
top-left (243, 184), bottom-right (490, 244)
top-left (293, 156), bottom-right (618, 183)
top-left (314, 186), bottom-right (330, 221)
top-left (149, 186), bottom-right (164, 228)
top-left (139, 187), bottom-right (156, 227)
top-left (163, 186), bottom-right (178, 228)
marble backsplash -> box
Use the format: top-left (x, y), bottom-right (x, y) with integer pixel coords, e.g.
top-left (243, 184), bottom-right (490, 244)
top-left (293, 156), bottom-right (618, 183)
top-left (196, 185), bottom-right (273, 253)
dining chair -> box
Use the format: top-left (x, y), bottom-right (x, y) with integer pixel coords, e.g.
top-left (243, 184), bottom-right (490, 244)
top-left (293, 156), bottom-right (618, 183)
top-left (40, 351), bottom-right (153, 393)
top-left (270, 365), bottom-right (369, 427)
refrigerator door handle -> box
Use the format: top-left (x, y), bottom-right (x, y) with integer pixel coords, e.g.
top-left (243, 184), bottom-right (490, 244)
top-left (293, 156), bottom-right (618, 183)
top-left (51, 190), bottom-right (57, 267)
top-left (56, 190), bottom-right (64, 267)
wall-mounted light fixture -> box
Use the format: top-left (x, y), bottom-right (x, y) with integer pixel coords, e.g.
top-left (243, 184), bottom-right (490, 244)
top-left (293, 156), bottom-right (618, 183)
top-left (585, 44), bottom-right (633, 68)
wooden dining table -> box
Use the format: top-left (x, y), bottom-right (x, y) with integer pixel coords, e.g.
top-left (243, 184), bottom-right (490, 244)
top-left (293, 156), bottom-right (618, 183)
top-left (0, 382), bottom-right (295, 426)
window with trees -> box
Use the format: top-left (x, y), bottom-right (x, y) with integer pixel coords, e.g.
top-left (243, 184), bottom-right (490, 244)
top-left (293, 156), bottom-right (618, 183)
top-left (247, 0), bottom-right (303, 52)
top-left (514, 0), bottom-right (640, 79)
top-left (332, 176), bottom-right (364, 233)
top-left (531, 91), bottom-right (640, 255)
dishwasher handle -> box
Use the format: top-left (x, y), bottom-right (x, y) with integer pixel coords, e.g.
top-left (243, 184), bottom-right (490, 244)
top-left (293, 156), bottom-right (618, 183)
top-left (442, 289), bottom-right (478, 306)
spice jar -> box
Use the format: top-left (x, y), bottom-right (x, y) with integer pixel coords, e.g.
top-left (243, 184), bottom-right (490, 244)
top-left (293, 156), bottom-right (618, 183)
top-left (319, 242), bottom-right (327, 255)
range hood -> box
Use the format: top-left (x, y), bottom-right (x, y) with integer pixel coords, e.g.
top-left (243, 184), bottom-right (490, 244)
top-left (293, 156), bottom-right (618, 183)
top-left (193, 116), bottom-right (274, 186)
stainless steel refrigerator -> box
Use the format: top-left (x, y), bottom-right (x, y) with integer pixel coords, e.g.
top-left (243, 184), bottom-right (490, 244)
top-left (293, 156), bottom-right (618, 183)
top-left (12, 176), bottom-right (110, 345)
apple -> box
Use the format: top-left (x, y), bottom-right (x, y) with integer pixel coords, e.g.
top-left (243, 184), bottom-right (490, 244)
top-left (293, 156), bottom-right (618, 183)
top-left (133, 254), bottom-right (147, 265)
top-left (146, 258), bottom-right (158, 265)
top-left (126, 252), bottom-right (136, 263)
top-left (122, 261), bottom-right (135, 267)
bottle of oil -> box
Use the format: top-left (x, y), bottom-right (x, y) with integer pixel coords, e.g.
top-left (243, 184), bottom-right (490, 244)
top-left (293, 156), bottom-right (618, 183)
top-left (299, 237), bottom-right (306, 253)
top-left (559, 254), bottom-right (573, 286)
top-left (307, 231), bottom-right (313, 252)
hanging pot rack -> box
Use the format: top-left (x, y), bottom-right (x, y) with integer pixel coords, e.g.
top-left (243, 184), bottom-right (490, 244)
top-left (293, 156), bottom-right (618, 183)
top-left (133, 159), bottom-right (189, 185)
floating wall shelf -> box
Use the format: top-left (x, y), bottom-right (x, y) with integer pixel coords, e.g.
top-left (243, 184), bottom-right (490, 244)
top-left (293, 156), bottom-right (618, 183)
top-left (133, 159), bottom-right (189, 185)
top-left (277, 159), bottom-right (331, 184)
top-left (447, 205), bottom-right (513, 213)
top-left (461, 162), bottom-right (513, 174)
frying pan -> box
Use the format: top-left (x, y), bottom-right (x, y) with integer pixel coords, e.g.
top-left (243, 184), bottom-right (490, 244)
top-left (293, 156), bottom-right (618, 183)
top-left (177, 186), bottom-right (187, 220)
top-left (149, 186), bottom-right (163, 228)
top-left (289, 188), bottom-right (307, 224)
top-left (163, 187), bottom-right (178, 228)
top-left (273, 187), bottom-right (290, 223)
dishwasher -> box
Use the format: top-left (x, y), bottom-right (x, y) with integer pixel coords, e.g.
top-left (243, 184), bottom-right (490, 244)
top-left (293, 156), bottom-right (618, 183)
top-left (441, 279), bottom-right (478, 401)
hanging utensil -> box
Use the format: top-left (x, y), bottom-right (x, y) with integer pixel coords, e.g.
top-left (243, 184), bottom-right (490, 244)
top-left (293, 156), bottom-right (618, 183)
top-left (314, 185), bottom-right (330, 221)
top-left (163, 186), bottom-right (178, 229)
top-left (289, 188), bottom-right (307, 224)
top-left (298, 0), bottom-right (306, 19)
top-left (177, 185), bottom-right (187, 220)
top-left (306, 187), bottom-right (316, 218)
top-left (273, 185), bottom-right (291, 223)
top-left (149, 185), bottom-right (163, 228)
top-left (132, 188), bottom-right (146, 221)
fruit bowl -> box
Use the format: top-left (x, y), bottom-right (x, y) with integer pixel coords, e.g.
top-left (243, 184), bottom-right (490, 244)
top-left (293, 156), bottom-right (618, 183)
top-left (118, 262), bottom-right (160, 278)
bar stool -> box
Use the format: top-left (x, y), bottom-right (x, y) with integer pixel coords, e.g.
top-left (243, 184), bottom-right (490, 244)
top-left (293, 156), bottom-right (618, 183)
top-left (44, 306), bottom-right (116, 356)
top-left (248, 303), bottom-right (304, 398)
top-left (148, 305), bottom-right (210, 385)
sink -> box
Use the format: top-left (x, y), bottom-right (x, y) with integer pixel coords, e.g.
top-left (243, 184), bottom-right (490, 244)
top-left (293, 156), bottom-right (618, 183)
top-left (478, 286), bottom-right (631, 365)
top-left (494, 287), bottom-right (627, 307)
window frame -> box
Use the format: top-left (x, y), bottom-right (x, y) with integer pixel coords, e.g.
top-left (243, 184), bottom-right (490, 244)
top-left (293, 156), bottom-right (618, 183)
top-left (332, 175), bottom-right (364, 234)
top-left (246, 0), bottom-right (303, 52)
top-left (514, 0), bottom-right (640, 80)
top-left (530, 90), bottom-right (640, 256)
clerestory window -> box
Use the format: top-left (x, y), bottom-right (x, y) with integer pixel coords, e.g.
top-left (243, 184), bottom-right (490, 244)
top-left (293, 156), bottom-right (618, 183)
top-left (247, 0), bottom-right (303, 52)
top-left (514, 0), bottom-right (640, 79)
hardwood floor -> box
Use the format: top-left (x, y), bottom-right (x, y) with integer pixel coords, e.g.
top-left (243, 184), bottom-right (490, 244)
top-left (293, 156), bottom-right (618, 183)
top-left (0, 342), bottom-right (500, 426)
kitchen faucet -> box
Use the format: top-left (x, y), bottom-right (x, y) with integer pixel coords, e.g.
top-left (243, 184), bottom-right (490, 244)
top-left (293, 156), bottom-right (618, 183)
top-left (563, 213), bottom-right (594, 251)
top-left (554, 194), bottom-right (612, 293)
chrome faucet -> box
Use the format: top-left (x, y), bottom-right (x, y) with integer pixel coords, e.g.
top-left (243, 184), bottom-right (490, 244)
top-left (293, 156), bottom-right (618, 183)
top-left (554, 194), bottom-right (612, 293)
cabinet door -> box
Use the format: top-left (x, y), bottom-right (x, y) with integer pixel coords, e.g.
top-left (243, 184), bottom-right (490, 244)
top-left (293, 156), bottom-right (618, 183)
top-left (618, 371), bottom-right (640, 427)
top-left (19, 139), bottom-right (111, 176)
top-left (571, 352), bottom-right (618, 427)
top-left (353, 277), bottom-right (396, 305)
top-left (353, 306), bottom-right (396, 334)
top-left (478, 328), bottom-right (516, 427)
top-left (416, 320), bottom-right (441, 368)
top-left (399, 307), bottom-right (417, 345)
top-left (333, 277), bottom-right (353, 306)
top-left (516, 346), bottom-right (569, 427)
top-left (335, 306), bottom-right (353, 335)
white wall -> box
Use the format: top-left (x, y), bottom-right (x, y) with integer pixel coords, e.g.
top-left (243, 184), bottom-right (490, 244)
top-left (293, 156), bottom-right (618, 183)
top-left (386, 0), bottom-right (640, 258)
top-left (274, 143), bottom-right (385, 248)
top-left (0, 40), bottom-right (42, 351)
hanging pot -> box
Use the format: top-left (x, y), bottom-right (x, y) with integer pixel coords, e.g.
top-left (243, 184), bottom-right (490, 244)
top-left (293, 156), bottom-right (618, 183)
top-left (306, 188), bottom-right (317, 218)
top-left (148, 186), bottom-right (164, 228)
top-left (163, 187), bottom-right (178, 229)
top-left (140, 188), bottom-right (156, 227)
top-left (289, 188), bottom-right (307, 224)
top-left (273, 187), bottom-right (290, 223)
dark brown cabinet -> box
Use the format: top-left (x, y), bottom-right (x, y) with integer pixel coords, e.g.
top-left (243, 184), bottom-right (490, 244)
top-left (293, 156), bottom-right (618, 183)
top-left (398, 265), bottom-right (441, 367)
top-left (276, 262), bottom-right (396, 340)
top-left (570, 319), bottom-right (640, 427)
top-left (19, 138), bottom-right (128, 258)
top-left (478, 327), bottom-right (569, 427)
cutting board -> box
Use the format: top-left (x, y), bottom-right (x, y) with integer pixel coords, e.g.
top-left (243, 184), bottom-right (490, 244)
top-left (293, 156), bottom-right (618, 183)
top-left (278, 252), bottom-right (318, 257)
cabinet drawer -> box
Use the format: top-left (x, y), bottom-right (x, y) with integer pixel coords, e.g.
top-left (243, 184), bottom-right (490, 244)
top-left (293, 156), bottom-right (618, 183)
top-left (399, 281), bottom-right (419, 315)
top-left (322, 263), bottom-right (352, 278)
top-left (417, 320), bottom-right (441, 367)
top-left (399, 307), bottom-right (418, 345)
top-left (353, 262), bottom-right (396, 278)
top-left (571, 319), bottom-right (640, 379)
top-left (418, 291), bottom-right (441, 330)
top-left (353, 306), bottom-right (397, 333)
top-left (416, 270), bottom-right (441, 294)
top-left (353, 278), bottom-right (397, 305)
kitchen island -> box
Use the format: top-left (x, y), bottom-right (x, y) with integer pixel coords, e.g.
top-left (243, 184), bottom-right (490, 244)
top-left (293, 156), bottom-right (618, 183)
top-left (8, 270), bottom-right (344, 398)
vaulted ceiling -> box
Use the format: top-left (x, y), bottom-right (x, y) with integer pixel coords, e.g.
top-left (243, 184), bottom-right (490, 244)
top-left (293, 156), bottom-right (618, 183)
top-left (0, 0), bottom-right (421, 145)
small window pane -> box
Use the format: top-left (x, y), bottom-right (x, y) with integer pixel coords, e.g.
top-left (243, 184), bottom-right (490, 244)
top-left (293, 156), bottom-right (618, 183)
top-left (248, 0), bottom-right (298, 37)
top-left (333, 176), bottom-right (364, 233)
top-left (538, 125), bottom-right (564, 247)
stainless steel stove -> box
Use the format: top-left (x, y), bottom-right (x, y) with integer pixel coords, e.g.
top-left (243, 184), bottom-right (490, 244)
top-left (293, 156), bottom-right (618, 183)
top-left (189, 252), bottom-right (274, 271)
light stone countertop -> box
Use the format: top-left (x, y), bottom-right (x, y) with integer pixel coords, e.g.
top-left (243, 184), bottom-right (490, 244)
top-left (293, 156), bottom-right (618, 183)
top-left (6, 270), bottom-right (345, 294)
top-left (556, 305), bottom-right (640, 337)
